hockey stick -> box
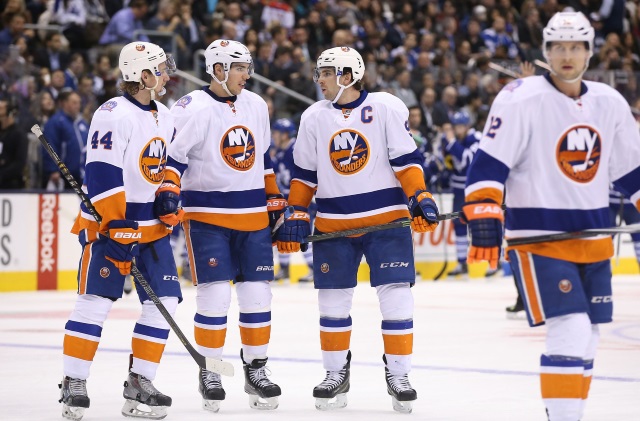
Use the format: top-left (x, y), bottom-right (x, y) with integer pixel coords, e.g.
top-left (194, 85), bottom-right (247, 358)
top-left (488, 62), bottom-right (520, 79)
top-left (506, 223), bottom-right (640, 246)
top-left (533, 59), bottom-right (551, 71)
top-left (31, 125), bottom-right (234, 377)
top-left (302, 204), bottom-right (508, 243)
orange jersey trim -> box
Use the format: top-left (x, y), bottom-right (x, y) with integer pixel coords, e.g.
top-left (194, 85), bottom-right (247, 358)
top-left (540, 373), bottom-right (584, 399)
top-left (383, 333), bottom-right (413, 355)
top-left (315, 209), bottom-right (410, 234)
top-left (163, 169), bottom-right (181, 186)
top-left (239, 326), bottom-right (271, 346)
top-left (184, 212), bottom-right (269, 231)
top-left (507, 237), bottom-right (613, 264)
top-left (515, 250), bottom-right (545, 325)
top-left (79, 244), bottom-right (91, 295)
top-left (63, 335), bottom-right (99, 361)
top-left (194, 326), bottom-right (227, 349)
top-left (465, 187), bottom-right (504, 205)
top-left (320, 330), bottom-right (352, 351)
top-left (131, 338), bottom-right (166, 364)
top-left (395, 166), bottom-right (427, 198)
top-left (73, 217), bottom-right (170, 244)
top-left (288, 180), bottom-right (316, 209)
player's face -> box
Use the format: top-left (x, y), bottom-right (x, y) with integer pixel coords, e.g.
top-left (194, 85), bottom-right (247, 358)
top-left (315, 67), bottom-right (340, 101)
top-left (453, 124), bottom-right (467, 139)
top-left (226, 63), bottom-right (252, 95)
top-left (547, 41), bottom-right (590, 82)
top-left (149, 62), bottom-right (171, 95)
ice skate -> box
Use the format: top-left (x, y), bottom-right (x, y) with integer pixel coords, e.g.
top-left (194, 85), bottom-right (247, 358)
top-left (484, 263), bottom-right (502, 278)
top-left (199, 367), bottom-right (225, 413)
top-left (241, 349), bottom-right (281, 410)
top-left (383, 355), bottom-right (417, 414)
top-left (59, 376), bottom-right (90, 420)
top-left (447, 262), bottom-right (468, 278)
top-left (274, 266), bottom-right (290, 283)
top-left (121, 372), bottom-right (172, 419)
top-left (123, 276), bottom-right (133, 294)
top-left (506, 295), bottom-right (526, 320)
top-left (298, 273), bottom-right (313, 283)
top-left (313, 350), bottom-right (351, 411)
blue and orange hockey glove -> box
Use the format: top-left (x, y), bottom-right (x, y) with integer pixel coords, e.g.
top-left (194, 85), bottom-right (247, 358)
top-left (267, 194), bottom-right (288, 243)
top-left (276, 206), bottom-right (311, 253)
top-left (153, 182), bottom-right (185, 227)
top-left (409, 190), bottom-right (440, 232)
top-left (461, 200), bottom-right (504, 270)
top-left (105, 219), bottom-right (140, 275)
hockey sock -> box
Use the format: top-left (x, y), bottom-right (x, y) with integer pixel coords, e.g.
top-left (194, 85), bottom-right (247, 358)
top-left (63, 294), bottom-right (113, 379)
top-left (377, 283), bottom-right (414, 375)
top-left (540, 354), bottom-right (584, 420)
top-left (194, 281), bottom-right (231, 358)
top-left (318, 288), bottom-right (354, 371)
top-left (237, 281), bottom-right (272, 363)
top-left (580, 324), bottom-right (600, 418)
top-left (455, 234), bottom-right (468, 263)
top-left (131, 297), bottom-right (178, 380)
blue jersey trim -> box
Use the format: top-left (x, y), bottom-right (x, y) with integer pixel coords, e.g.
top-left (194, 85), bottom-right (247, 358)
top-left (292, 164), bottom-right (318, 185)
top-left (466, 149), bottom-right (510, 187)
top-left (85, 161), bottom-right (123, 199)
top-left (506, 207), bottom-right (610, 232)
top-left (182, 188), bottom-right (266, 209)
top-left (316, 187), bottom-right (407, 215)
top-left (389, 149), bottom-right (423, 169)
top-left (332, 90), bottom-right (368, 110)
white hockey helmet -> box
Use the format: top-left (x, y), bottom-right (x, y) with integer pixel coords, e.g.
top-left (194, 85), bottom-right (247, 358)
top-left (314, 46), bottom-right (365, 103)
top-left (119, 41), bottom-right (175, 83)
top-left (542, 12), bottom-right (594, 60)
top-left (205, 39), bottom-right (254, 78)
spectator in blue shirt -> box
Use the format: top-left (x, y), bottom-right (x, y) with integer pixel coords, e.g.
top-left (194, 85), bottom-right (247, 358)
top-left (42, 90), bottom-right (88, 189)
top-left (98, 0), bottom-right (149, 45)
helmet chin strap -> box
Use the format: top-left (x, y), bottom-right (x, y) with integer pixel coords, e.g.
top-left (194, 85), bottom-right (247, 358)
top-left (142, 78), bottom-right (164, 100)
top-left (331, 73), bottom-right (357, 104)
top-left (213, 71), bottom-right (233, 96)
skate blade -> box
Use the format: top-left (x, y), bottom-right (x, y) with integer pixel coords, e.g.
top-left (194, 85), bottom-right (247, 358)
top-left (205, 358), bottom-right (234, 377)
top-left (202, 398), bottom-right (222, 413)
top-left (315, 393), bottom-right (348, 411)
top-left (248, 394), bottom-right (279, 410)
top-left (62, 404), bottom-right (85, 420)
top-left (121, 399), bottom-right (167, 419)
top-left (391, 397), bottom-right (413, 414)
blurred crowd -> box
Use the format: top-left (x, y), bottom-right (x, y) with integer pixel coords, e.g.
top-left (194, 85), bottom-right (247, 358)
top-left (1, 0), bottom-right (639, 191)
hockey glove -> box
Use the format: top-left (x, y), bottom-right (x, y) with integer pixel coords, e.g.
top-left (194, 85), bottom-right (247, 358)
top-left (409, 190), bottom-right (440, 232)
top-left (276, 206), bottom-right (311, 253)
top-left (267, 194), bottom-right (288, 243)
top-left (105, 219), bottom-right (140, 275)
top-left (153, 182), bottom-right (185, 227)
top-left (461, 200), bottom-right (504, 270)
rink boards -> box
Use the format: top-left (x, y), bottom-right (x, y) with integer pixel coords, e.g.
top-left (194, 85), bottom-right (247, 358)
top-left (0, 192), bottom-right (638, 292)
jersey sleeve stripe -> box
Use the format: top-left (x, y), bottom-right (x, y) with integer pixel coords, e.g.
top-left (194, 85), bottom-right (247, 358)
top-left (466, 149), bottom-right (510, 187)
top-left (85, 161), bottom-right (124, 199)
top-left (394, 166), bottom-right (427, 198)
top-left (263, 151), bottom-right (274, 171)
top-left (389, 149), bottom-right (423, 169)
top-left (292, 164), bottom-right (318, 186)
top-left (614, 166), bottom-right (640, 209)
top-left (316, 187), bottom-right (406, 215)
top-left (166, 156), bottom-right (187, 176)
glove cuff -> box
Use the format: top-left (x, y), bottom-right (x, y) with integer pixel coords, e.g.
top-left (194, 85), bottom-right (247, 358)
top-left (156, 182), bottom-right (180, 196)
top-left (462, 201), bottom-right (504, 222)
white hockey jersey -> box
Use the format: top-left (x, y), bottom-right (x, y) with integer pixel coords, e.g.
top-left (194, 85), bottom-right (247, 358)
top-left (166, 87), bottom-right (275, 231)
top-left (290, 91), bottom-right (426, 233)
top-left (465, 75), bottom-right (640, 263)
top-left (71, 95), bottom-right (175, 243)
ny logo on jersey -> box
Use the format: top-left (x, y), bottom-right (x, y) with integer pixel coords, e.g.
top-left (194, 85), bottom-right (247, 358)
top-left (329, 129), bottom-right (370, 175)
top-left (556, 125), bottom-right (602, 183)
top-left (140, 137), bottom-right (167, 184)
top-left (221, 125), bottom-right (256, 171)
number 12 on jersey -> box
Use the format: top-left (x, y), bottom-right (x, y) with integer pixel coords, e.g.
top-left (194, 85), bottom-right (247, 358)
top-left (90, 131), bottom-right (113, 150)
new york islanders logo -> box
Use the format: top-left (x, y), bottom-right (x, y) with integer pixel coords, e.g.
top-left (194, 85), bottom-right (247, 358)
top-left (329, 129), bottom-right (369, 175)
top-left (139, 137), bottom-right (167, 184)
top-left (556, 125), bottom-right (601, 183)
top-left (220, 126), bottom-right (256, 171)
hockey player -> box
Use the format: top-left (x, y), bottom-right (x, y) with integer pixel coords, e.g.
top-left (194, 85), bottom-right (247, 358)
top-left (463, 12), bottom-right (640, 421)
top-left (277, 46), bottom-right (439, 413)
top-left (271, 118), bottom-right (314, 283)
top-left (163, 39), bottom-right (283, 412)
top-left (441, 111), bottom-right (481, 277)
top-left (59, 42), bottom-right (182, 420)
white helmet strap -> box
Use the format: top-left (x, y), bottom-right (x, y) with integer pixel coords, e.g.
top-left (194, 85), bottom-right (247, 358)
top-left (332, 70), bottom-right (357, 104)
top-left (212, 63), bottom-right (233, 96)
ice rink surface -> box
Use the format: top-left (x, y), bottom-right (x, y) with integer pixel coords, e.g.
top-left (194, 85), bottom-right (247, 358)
top-left (1, 275), bottom-right (639, 421)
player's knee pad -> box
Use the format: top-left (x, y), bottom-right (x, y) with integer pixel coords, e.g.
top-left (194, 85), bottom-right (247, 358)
top-left (318, 288), bottom-right (354, 318)
top-left (70, 294), bottom-right (113, 325)
top-left (236, 281), bottom-right (272, 312)
top-left (546, 313), bottom-right (591, 358)
top-left (139, 297), bottom-right (178, 329)
top-left (196, 281), bottom-right (231, 315)
top-left (376, 283), bottom-right (413, 320)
